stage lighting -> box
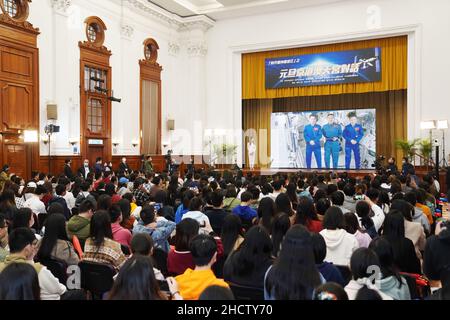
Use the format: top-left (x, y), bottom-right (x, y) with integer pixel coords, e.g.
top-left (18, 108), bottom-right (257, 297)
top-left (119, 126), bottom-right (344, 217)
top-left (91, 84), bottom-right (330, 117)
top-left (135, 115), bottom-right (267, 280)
top-left (437, 120), bottom-right (448, 130)
top-left (108, 90), bottom-right (121, 103)
top-left (108, 96), bottom-right (122, 103)
top-left (420, 121), bottom-right (436, 130)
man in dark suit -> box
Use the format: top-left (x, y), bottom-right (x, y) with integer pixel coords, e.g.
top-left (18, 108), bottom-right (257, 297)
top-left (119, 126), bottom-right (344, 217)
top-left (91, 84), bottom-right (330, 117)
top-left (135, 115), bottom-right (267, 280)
top-left (78, 159), bottom-right (93, 180)
top-left (64, 159), bottom-right (74, 181)
top-left (119, 157), bottom-right (130, 176)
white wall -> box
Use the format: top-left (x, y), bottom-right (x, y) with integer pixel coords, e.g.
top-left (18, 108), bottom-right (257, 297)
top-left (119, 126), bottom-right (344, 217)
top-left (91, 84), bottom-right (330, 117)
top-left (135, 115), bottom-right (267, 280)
top-left (26, 0), bottom-right (450, 164)
top-left (28, 0), bottom-right (212, 156)
top-left (205, 0), bottom-right (450, 165)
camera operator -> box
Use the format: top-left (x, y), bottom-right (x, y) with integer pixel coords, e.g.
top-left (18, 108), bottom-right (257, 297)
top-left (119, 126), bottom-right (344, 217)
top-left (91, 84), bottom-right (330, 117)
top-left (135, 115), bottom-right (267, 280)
top-left (386, 157), bottom-right (398, 175)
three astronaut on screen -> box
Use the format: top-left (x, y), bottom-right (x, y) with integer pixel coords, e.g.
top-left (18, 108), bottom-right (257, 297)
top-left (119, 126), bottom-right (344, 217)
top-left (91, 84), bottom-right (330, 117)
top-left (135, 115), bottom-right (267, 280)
top-left (304, 112), bottom-right (364, 170)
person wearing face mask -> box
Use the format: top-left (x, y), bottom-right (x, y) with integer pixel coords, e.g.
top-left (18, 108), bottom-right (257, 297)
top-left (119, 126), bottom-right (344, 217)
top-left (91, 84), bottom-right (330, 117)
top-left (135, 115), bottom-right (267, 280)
top-left (119, 157), bottom-right (130, 176)
top-left (78, 159), bottom-right (92, 179)
top-left (401, 157), bottom-right (415, 177)
top-left (386, 157), bottom-right (398, 175)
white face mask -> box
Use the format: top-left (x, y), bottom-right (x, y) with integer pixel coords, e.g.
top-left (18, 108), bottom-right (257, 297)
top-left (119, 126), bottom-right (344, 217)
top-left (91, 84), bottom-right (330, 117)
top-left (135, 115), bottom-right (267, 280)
top-left (84, 163), bottom-right (89, 167)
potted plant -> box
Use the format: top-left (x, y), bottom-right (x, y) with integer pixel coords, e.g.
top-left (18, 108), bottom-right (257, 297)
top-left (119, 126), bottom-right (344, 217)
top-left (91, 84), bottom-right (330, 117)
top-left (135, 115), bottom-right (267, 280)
top-left (418, 139), bottom-right (433, 166)
top-left (213, 143), bottom-right (238, 165)
top-left (395, 139), bottom-right (420, 161)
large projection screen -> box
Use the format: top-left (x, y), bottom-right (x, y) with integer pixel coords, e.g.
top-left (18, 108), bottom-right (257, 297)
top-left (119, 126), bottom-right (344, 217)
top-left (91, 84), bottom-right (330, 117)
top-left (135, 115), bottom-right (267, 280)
top-left (271, 109), bottom-right (376, 170)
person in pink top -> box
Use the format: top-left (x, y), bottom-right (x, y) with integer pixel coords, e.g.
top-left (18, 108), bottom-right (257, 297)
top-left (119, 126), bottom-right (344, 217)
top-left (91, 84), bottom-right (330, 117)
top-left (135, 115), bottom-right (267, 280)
top-left (343, 212), bottom-right (372, 248)
top-left (109, 204), bottom-right (132, 249)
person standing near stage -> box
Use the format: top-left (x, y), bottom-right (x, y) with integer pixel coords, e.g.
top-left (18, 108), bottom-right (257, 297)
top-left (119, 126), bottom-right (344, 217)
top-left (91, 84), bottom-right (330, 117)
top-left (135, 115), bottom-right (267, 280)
top-left (304, 114), bottom-right (323, 169)
top-left (322, 113), bottom-right (342, 169)
top-left (247, 138), bottom-right (257, 170)
top-left (343, 112), bottom-right (364, 170)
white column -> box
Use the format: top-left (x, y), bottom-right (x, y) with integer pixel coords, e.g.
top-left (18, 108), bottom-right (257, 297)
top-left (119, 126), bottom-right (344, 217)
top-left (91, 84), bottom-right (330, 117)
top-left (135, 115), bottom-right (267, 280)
top-left (47, 0), bottom-right (75, 155)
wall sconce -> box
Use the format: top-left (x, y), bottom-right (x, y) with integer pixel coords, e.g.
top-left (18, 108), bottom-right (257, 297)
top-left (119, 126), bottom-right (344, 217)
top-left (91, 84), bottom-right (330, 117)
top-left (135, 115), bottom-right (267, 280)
top-left (132, 139), bottom-right (139, 147)
top-left (69, 137), bottom-right (79, 146)
top-left (112, 139), bottom-right (120, 147)
top-left (41, 135), bottom-right (49, 145)
top-left (24, 130), bottom-right (39, 143)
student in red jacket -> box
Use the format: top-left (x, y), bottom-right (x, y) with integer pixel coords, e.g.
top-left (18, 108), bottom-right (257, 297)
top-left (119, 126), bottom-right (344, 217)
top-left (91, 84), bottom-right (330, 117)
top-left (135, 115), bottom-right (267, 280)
top-left (167, 218), bottom-right (223, 276)
top-left (295, 196), bottom-right (323, 233)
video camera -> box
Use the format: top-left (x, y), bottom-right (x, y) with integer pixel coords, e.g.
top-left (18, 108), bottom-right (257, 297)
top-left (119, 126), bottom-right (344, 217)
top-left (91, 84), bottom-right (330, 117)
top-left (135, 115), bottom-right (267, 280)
top-left (372, 155), bottom-right (386, 174)
top-left (44, 124), bottom-right (60, 134)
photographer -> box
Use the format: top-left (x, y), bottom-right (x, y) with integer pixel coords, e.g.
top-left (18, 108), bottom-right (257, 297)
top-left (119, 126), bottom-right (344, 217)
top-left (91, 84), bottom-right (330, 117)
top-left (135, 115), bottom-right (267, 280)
top-left (386, 157), bottom-right (398, 175)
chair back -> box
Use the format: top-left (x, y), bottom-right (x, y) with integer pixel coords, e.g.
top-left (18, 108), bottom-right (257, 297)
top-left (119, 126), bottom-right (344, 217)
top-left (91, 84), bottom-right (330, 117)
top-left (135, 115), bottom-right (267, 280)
top-left (120, 244), bottom-right (130, 256)
top-left (335, 265), bottom-right (352, 286)
top-left (37, 213), bottom-right (48, 232)
top-left (152, 248), bottom-right (168, 277)
top-left (39, 257), bottom-right (68, 285)
top-left (78, 261), bottom-right (116, 299)
top-left (228, 282), bottom-right (264, 300)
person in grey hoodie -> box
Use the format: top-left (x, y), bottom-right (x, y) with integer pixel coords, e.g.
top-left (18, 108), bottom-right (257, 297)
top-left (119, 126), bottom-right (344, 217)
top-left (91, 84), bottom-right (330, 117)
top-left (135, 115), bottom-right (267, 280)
top-left (133, 204), bottom-right (175, 253)
top-left (405, 192), bottom-right (430, 234)
top-left (369, 237), bottom-right (411, 300)
top-left (342, 184), bottom-right (358, 213)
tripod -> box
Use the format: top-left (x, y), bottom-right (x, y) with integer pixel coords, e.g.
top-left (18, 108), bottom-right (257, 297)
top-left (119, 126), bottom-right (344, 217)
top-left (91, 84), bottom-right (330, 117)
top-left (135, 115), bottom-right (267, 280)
top-left (439, 129), bottom-right (448, 168)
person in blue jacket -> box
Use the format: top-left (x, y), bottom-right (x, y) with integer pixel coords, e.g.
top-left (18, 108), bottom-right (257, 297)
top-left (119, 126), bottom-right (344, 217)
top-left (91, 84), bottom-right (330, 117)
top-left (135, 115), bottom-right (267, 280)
top-left (304, 114), bottom-right (323, 169)
top-left (343, 112), bottom-right (365, 170)
top-left (322, 113), bottom-right (342, 169)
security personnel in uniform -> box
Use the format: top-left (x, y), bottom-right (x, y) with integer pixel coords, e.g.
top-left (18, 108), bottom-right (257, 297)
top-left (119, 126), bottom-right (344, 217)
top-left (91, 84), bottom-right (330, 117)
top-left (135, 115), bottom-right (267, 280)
top-left (304, 114), bottom-right (323, 169)
top-left (343, 112), bottom-right (365, 170)
top-left (322, 113), bottom-right (342, 169)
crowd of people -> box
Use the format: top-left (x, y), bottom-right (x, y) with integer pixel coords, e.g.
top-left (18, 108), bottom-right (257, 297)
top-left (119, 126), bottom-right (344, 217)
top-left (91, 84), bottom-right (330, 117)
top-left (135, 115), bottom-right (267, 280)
top-left (0, 158), bottom-right (449, 300)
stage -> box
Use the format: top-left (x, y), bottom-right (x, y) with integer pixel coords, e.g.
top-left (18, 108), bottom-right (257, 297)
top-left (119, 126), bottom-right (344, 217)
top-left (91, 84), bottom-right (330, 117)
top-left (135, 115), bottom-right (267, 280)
top-left (213, 167), bottom-right (376, 178)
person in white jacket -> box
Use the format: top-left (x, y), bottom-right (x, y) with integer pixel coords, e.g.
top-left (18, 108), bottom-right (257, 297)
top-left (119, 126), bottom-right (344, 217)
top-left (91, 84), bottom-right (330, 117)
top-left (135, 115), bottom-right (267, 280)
top-left (345, 247), bottom-right (393, 300)
top-left (320, 206), bottom-right (359, 266)
top-left (364, 189), bottom-right (386, 233)
top-left (0, 228), bottom-right (67, 300)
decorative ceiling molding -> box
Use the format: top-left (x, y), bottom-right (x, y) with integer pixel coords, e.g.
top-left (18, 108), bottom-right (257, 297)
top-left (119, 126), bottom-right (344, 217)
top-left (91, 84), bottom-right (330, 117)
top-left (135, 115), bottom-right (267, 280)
top-left (51, 0), bottom-right (72, 15)
top-left (120, 23), bottom-right (135, 40)
top-left (168, 42), bottom-right (181, 56)
top-left (186, 40), bottom-right (208, 58)
top-left (121, 0), bottom-right (215, 31)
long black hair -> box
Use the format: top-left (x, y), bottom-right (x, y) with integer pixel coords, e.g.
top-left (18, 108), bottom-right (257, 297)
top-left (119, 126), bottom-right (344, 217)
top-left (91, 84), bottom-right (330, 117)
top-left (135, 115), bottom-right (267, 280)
top-left (257, 197), bottom-right (276, 233)
top-left (275, 193), bottom-right (294, 216)
top-left (221, 214), bottom-right (243, 256)
top-left (383, 210), bottom-right (406, 239)
top-left (295, 196), bottom-right (319, 226)
top-left (350, 247), bottom-right (380, 281)
top-left (271, 213), bottom-right (291, 257)
top-left (286, 183), bottom-right (299, 210)
top-left (369, 237), bottom-right (403, 288)
top-left (174, 218), bottom-right (199, 251)
top-left (37, 213), bottom-right (70, 261)
top-left (390, 199), bottom-right (414, 222)
top-left (0, 263), bottom-right (40, 300)
top-left (89, 210), bottom-right (113, 247)
top-left (108, 255), bottom-right (165, 300)
top-left (265, 225), bottom-right (321, 300)
top-left (227, 226), bottom-right (273, 277)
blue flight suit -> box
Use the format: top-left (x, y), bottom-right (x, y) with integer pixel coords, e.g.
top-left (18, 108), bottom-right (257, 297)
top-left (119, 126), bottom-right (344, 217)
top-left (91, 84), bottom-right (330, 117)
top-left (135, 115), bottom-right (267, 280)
top-left (343, 124), bottom-right (364, 169)
top-left (322, 123), bottom-right (342, 169)
top-left (304, 124), bottom-right (323, 169)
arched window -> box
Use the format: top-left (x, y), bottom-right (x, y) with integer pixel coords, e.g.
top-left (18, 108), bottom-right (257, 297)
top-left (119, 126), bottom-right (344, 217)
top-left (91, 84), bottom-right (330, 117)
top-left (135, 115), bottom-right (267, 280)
top-left (140, 38), bottom-right (162, 155)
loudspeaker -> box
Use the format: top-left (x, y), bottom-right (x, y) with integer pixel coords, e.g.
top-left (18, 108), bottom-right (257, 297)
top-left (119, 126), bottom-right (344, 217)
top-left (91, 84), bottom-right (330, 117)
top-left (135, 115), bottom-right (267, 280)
top-left (47, 104), bottom-right (58, 120)
top-left (167, 119), bottom-right (175, 131)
